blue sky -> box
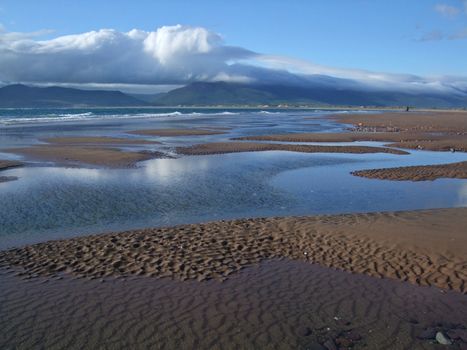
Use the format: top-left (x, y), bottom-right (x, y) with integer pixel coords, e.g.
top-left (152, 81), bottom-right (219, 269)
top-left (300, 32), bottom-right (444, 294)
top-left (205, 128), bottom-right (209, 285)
top-left (0, 0), bottom-right (466, 93)
top-left (1, 0), bottom-right (466, 75)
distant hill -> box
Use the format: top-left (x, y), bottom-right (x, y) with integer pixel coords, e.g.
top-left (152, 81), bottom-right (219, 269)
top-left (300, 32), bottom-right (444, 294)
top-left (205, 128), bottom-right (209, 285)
top-left (152, 81), bottom-right (467, 108)
top-left (0, 84), bottom-right (146, 107)
top-left (1, 82), bottom-right (465, 108)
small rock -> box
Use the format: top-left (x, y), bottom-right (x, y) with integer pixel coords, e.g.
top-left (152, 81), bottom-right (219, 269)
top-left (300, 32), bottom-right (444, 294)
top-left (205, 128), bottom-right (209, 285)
top-left (436, 331), bottom-right (452, 345)
top-left (346, 331), bottom-right (361, 341)
top-left (298, 326), bottom-right (313, 337)
top-left (418, 328), bottom-right (437, 340)
top-left (448, 329), bottom-right (467, 342)
top-left (335, 337), bottom-right (352, 348)
top-left (323, 339), bottom-right (338, 350)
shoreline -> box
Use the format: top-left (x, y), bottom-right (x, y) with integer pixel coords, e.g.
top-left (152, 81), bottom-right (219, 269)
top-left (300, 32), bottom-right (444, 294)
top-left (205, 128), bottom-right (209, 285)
top-left (2, 207), bottom-right (466, 293)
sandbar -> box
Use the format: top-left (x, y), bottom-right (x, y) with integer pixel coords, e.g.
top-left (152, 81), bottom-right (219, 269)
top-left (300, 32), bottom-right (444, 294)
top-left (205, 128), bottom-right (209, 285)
top-left (0, 160), bottom-right (23, 171)
top-left (128, 128), bottom-right (226, 137)
top-left (7, 145), bottom-right (160, 168)
top-left (352, 161), bottom-right (467, 181)
top-left (43, 136), bottom-right (160, 145)
top-left (176, 142), bottom-right (408, 155)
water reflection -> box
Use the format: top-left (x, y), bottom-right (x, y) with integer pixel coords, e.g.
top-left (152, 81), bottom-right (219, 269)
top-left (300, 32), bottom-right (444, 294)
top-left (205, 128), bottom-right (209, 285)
top-left (0, 109), bottom-right (466, 249)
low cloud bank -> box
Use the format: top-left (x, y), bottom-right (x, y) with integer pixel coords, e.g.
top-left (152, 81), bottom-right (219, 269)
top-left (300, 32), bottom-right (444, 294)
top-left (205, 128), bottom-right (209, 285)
top-left (0, 24), bottom-right (465, 95)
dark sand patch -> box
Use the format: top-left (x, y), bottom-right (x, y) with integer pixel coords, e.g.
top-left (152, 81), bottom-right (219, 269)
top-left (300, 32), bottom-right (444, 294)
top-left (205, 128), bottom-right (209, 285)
top-left (0, 160), bottom-right (23, 171)
top-left (128, 128), bottom-right (226, 137)
top-left (0, 160), bottom-right (22, 183)
top-left (352, 161), bottom-right (467, 181)
top-left (176, 142), bottom-right (408, 156)
top-left (0, 176), bottom-right (18, 183)
top-left (43, 136), bottom-right (160, 145)
top-left (1, 208), bottom-right (466, 293)
top-left (7, 145), bottom-right (161, 168)
top-left (1, 259), bottom-right (466, 349)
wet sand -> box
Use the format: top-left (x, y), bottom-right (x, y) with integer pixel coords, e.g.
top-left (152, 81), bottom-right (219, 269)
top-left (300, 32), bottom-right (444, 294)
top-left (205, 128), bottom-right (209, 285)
top-left (176, 142), bottom-right (408, 156)
top-left (386, 138), bottom-right (467, 152)
top-left (236, 131), bottom-right (467, 151)
top-left (128, 128), bottom-right (226, 136)
top-left (1, 259), bottom-right (466, 349)
top-left (1, 208), bottom-right (466, 293)
top-left (0, 160), bottom-right (22, 183)
top-left (334, 111), bottom-right (467, 152)
top-left (352, 161), bottom-right (467, 181)
top-left (7, 145), bottom-right (161, 168)
top-left (0, 176), bottom-right (18, 183)
top-left (239, 111), bottom-right (467, 152)
top-left (0, 159), bottom-right (23, 171)
top-left (332, 111), bottom-right (467, 133)
top-left (237, 131), bottom-right (467, 152)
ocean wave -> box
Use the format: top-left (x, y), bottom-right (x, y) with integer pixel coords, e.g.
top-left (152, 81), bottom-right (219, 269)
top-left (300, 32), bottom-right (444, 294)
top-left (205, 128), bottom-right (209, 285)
top-left (258, 110), bottom-right (281, 115)
top-left (0, 111), bottom-right (235, 125)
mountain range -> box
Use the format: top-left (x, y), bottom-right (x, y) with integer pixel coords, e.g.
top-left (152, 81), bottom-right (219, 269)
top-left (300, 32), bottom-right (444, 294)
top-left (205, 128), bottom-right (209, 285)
top-left (0, 84), bottom-right (144, 108)
top-left (0, 82), bottom-right (466, 108)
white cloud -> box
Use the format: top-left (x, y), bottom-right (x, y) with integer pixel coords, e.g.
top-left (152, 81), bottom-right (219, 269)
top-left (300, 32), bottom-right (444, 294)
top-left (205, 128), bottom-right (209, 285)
top-left (435, 3), bottom-right (461, 17)
top-left (0, 24), bottom-right (53, 43)
top-left (251, 54), bottom-right (467, 95)
top-left (0, 24), bottom-right (465, 97)
top-left (0, 25), bottom-right (254, 85)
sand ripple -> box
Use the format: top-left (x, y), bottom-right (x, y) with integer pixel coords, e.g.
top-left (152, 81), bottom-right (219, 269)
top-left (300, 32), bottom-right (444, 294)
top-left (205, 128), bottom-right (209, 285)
top-left (1, 260), bottom-right (466, 349)
top-left (1, 208), bottom-right (466, 293)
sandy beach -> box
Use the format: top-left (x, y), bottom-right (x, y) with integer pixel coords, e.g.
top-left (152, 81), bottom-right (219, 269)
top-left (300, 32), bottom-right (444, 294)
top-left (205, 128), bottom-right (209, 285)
top-left (332, 111), bottom-right (467, 133)
top-left (1, 110), bottom-right (466, 349)
top-left (238, 111), bottom-right (467, 152)
top-left (2, 258), bottom-right (466, 349)
top-left (1, 208), bottom-right (466, 349)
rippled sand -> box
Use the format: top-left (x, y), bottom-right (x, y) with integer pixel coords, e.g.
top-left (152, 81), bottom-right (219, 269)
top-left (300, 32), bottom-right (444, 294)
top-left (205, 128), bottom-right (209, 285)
top-left (1, 208), bottom-right (466, 293)
top-left (1, 260), bottom-right (466, 349)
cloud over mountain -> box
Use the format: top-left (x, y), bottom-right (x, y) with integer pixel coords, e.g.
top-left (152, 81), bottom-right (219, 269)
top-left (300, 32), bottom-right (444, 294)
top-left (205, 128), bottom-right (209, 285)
top-left (0, 24), bottom-right (466, 96)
